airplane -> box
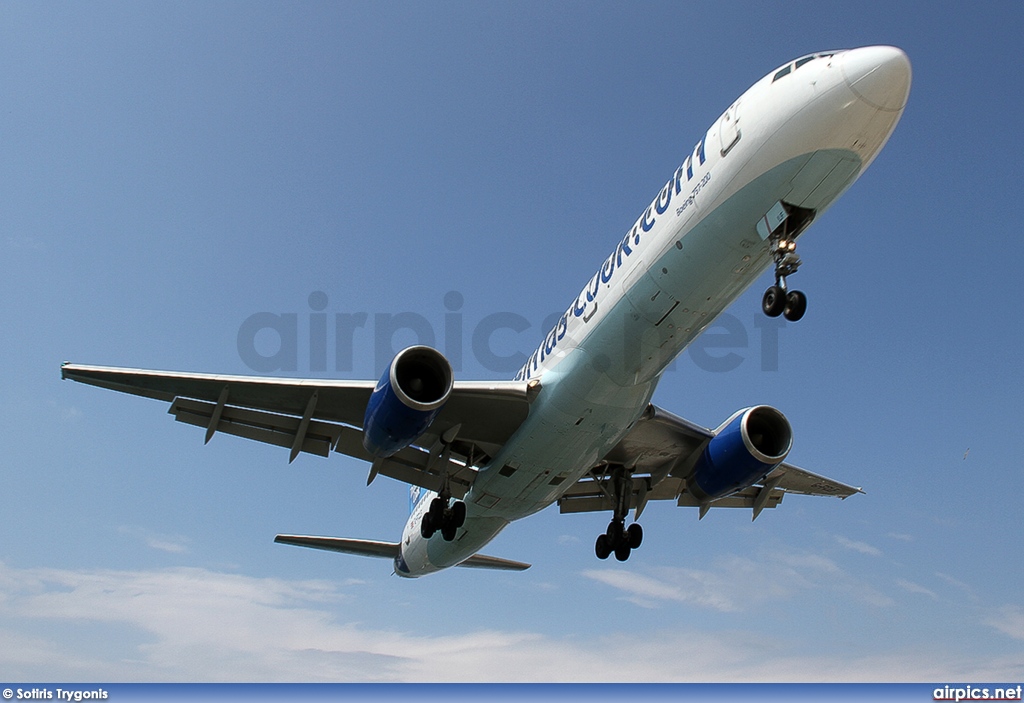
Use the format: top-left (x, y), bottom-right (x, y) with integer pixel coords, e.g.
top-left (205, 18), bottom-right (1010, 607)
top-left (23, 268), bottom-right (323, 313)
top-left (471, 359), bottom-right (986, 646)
top-left (62, 45), bottom-right (911, 577)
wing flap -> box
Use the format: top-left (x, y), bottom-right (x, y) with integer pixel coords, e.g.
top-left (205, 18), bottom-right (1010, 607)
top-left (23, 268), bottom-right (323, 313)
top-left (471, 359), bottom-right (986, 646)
top-left (558, 476), bottom-right (784, 514)
top-left (170, 397), bottom-right (346, 458)
top-left (766, 462), bottom-right (863, 498)
top-left (676, 484), bottom-right (784, 510)
top-left (332, 430), bottom-right (476, 498)
top-left (558, 475), bottom-right (683, 514)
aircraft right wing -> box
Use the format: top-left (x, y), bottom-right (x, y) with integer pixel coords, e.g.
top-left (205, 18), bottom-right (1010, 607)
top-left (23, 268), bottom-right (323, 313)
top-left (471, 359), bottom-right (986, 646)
top-left (61, 363), bottom-right (537, 498)
top-left (558, 403), bottom-right (862, 520)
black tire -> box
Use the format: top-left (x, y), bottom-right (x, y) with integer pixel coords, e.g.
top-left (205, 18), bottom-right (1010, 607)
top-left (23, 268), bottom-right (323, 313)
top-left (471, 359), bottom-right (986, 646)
top-left (614, 542), bottom-right (631, 562)
top-left (784, 290), bottom-right (807, 322)
top-left (452, 501), bottom-right (467, 528)
top-left (606, 520), bottom-right (624, 543)
top-left (627, 523), bottom-right (643, 550)
top-left (441, 522), bottom-right (457, 542)
top-left (429, 497), bottom-right (445, 524)
top-left (420, 513), bottom-right (434, 539)
top-left (762, 286), bottom-right (786, 317)
top-left (595, 534), bottom-right (611, 560)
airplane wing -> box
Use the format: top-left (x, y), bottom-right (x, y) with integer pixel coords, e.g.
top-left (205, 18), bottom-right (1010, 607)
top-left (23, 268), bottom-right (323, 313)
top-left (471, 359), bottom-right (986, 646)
top-left (61, 363), bottom-right (535, 498)
top-left (274, 535), bottom-right (531, 571)
top-left (558, 403), bottom-right (862, 520)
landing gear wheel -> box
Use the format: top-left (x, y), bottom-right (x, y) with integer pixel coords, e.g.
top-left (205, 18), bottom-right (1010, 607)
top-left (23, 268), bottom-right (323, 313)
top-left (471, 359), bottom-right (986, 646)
top-left (627, 523), bottom-right (643, 549)
top-left (451, 500), bottom-right (467, 528)
top-left (614, 542), bottom-right (631, 562)
top-left (762, 286), bottom-right (786, 317)
top-left (441, 522), bottom-right (457, 541)
top-left (606, 520), bottom-right (624, 542)
top-left (783, 290), bottom-right (807, 322)
top-left (420, 513), bottom-right (435, 539)
top-left (595, 533), bottom-right (611, 560)
top-left (428, 497), bottom-right (445, 524)
top-left (764, 219), bottom-right (808, 320)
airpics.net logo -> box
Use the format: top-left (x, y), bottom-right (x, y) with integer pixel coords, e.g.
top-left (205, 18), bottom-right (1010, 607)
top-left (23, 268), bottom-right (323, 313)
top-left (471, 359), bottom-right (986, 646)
top-left (235, 291), bottom-right (788, 376)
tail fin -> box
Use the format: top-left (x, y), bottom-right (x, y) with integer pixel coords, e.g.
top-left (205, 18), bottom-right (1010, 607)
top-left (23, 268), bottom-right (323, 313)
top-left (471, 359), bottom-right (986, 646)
top-left (409, 485), bottom-right (425, 515)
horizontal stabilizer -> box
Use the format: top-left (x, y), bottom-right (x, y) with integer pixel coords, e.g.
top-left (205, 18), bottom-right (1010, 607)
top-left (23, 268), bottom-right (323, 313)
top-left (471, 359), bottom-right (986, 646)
top-left (274, 535), bottom-right (399, 558)
top-left (274, 534), bottom-right (531, 571)
top-left (455, 553), bottom-right (532, 571)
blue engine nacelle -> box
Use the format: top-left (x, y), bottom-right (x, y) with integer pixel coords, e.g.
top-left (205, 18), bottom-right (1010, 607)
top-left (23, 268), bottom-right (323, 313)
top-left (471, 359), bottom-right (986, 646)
top-left (362, 346), bottom-right (454, 458)
top-left (687, 406), bottom-right (793, 502)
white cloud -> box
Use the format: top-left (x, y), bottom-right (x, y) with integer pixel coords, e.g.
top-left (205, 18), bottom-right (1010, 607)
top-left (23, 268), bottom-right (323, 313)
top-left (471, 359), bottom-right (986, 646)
top-left (895, 578), bottom-right (939, 600)
top-left (835, 535), bottom-right (882, 557)
top-left (582, 568), bottom-right (736, 611)
top-left (0, 561), bottom-right (1018, 682)
top-left (887, 533), bottom-right (914, 542)
top-left (118, 526), bottom-right (190, 554)
top-left (985, 605), bottom-right (1024, 641)
top-left (48, 401), bottom-right (83, 423)
top-left (935, 572), bottom-right (978, 602)
top-left (583, 548), bottom-right (891, 612)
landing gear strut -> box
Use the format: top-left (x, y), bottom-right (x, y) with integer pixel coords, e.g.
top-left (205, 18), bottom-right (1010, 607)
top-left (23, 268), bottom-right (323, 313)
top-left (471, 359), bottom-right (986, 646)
top-left (594, 466), bottom-right (643, 562)
top-left (418, 425), bottom-right (467, 542)
top-left (762, 234), bottom-right (807, 322)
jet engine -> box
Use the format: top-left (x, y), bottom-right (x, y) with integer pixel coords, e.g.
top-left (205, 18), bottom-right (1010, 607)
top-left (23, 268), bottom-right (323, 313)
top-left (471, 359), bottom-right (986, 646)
top-left (362, 346), bottom-right (454, 458)
top-left (687, 405), bottom-right (792, 502)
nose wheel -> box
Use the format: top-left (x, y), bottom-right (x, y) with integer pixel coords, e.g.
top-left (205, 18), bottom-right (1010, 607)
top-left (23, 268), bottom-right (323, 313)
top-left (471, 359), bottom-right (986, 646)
top-left (763, 286), bottom-right (806, 321)
top-left (762, 235), bottom-right (807, 322)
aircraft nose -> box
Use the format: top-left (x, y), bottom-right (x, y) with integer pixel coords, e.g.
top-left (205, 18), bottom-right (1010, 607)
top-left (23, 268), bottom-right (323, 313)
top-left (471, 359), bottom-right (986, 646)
top-left (840, 45), bottom-right (911, 111)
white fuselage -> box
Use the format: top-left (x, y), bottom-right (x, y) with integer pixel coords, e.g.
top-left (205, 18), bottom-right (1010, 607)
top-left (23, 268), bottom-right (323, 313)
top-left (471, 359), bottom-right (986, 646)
top-left (396, 46), bottom-right (910, 576)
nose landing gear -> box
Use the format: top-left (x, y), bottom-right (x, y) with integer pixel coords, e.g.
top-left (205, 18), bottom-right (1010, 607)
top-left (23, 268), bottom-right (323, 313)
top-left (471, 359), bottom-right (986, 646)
top-left (762, 234), bottom-right (807, 322)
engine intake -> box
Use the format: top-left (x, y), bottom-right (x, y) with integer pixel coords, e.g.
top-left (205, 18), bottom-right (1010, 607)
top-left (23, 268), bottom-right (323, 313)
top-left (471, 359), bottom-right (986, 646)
top-left (362, 346), bottom-right (454, 458)
top-left (687, 405), bottom-right (792, 502)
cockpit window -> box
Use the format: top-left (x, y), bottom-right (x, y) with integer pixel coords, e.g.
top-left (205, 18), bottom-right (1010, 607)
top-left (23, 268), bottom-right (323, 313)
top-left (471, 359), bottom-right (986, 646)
top-left (774, 52), bottom-right (837, 83)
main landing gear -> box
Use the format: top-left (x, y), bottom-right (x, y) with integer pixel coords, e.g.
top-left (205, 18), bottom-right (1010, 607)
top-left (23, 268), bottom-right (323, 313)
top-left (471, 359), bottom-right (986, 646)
top-left (594, 466), bottom-right (643, 562)
top-left (595, 519), bottom-right (643, 562)
top-left (419, 424), bottom-right (467, 542)
top-left (762, 234), bottom-right (807, 322)
top-left (420, 494), bottom-right (467, 542)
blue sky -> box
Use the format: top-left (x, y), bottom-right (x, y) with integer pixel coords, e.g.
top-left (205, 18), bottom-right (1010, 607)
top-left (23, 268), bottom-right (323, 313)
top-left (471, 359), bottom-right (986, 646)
top-left (2, 0), bottom-right (1023, 682)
